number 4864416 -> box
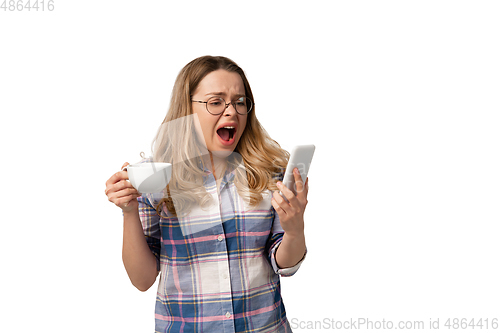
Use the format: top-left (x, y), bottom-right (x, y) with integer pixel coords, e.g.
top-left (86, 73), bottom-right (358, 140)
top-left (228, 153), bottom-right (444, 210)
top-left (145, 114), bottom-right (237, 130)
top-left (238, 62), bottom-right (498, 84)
top-left (1, 0), bottom-right (55, 11)
top-left (444, 318), bottom-right (498, 330)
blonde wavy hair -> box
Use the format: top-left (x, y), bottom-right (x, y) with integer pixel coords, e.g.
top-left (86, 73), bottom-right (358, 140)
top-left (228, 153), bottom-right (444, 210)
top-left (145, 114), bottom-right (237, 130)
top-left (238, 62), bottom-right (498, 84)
top-left (150, 56), bottom-right (289, 217)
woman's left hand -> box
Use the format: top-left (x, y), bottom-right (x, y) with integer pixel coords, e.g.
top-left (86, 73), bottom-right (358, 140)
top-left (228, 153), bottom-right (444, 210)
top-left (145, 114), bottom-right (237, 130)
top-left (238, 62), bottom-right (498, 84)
top-left (271, 168), bottom-right (309, 238)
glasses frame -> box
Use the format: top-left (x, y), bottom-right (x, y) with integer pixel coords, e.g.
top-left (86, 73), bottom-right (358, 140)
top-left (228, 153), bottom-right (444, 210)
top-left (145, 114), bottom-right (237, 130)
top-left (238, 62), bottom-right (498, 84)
top-left (192, 96), bottom-right (253, 115)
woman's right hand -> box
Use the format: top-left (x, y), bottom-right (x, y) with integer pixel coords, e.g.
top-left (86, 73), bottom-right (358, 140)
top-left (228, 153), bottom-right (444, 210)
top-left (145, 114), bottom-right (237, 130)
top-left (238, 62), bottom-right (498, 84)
top-left (105, 162), bottom-right (142, 213)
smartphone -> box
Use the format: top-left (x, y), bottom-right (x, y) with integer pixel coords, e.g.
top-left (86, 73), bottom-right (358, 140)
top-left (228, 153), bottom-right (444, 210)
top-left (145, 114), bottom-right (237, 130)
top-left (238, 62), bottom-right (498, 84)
top-left (281, 144), bottom-right (315, 197)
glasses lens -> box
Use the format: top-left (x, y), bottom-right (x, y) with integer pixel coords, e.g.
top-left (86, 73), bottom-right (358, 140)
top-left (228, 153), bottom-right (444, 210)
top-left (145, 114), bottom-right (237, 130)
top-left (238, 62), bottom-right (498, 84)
top-left (235, 97), bottom-right (252, 114)
top-left (206, 97), bottom-right (253, 115)
top-left (207, 97), bottom-right (225, 114)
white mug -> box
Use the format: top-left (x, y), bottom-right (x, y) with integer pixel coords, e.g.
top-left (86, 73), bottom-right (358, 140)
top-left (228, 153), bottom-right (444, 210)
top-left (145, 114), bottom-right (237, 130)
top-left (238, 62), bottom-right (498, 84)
top-left (122, 162), bottom-right (172, 193)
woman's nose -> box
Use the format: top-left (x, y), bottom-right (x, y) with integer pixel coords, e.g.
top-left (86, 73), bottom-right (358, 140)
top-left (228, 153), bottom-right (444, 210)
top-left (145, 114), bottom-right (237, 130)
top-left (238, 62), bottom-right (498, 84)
top-left (223, 102), bottom-right (238, 116)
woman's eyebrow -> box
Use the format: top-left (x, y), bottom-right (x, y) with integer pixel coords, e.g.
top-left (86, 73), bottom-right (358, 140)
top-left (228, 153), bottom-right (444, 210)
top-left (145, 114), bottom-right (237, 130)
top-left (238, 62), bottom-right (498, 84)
top-left (205, 92), bottom-right (246, 98)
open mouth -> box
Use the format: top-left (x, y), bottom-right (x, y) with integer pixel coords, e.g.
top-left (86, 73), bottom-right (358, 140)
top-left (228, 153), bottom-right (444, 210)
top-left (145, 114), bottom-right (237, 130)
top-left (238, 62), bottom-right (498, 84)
top-left (216, 126), bottom-right (236, 142)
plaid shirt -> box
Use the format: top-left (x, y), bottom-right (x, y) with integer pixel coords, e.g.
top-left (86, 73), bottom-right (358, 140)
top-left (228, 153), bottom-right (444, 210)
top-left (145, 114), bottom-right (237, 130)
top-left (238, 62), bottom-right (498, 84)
top-left (136, 162), bottom-right (305, 332)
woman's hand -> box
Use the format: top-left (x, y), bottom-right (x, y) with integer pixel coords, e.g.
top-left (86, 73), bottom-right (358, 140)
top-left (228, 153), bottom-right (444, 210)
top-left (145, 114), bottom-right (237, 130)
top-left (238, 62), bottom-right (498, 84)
top-left (271, 168), bottom-right (309, 238)
top-left (105, 162), bottom-right (142, 213)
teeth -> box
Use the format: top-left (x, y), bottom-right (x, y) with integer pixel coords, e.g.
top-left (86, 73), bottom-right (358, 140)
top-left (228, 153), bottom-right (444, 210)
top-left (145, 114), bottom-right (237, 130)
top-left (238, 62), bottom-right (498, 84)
top-left (223, 126), bottom-right (235, 129)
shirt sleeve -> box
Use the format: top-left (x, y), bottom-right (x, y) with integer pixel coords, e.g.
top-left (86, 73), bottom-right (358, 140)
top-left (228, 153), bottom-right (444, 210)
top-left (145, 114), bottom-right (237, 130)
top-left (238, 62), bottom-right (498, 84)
top-left (136, 194), bottom-right (161, 271)
top-left (266, 204), bottom-right (307, 277)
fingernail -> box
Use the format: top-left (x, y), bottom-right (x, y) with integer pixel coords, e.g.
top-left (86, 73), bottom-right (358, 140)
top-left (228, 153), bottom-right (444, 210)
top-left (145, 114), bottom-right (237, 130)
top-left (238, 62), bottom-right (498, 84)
top-left (277, 181), bottom-right (282, 186)
top-left (294, 168), bottom-right (299, 174)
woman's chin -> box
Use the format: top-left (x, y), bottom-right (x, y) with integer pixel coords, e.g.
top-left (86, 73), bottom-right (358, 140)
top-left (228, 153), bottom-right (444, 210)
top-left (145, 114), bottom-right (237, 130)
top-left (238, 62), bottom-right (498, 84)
top-left (211, 149), bottom-right (234, 159)
top-left (208, 135), bottom-right (239, 158)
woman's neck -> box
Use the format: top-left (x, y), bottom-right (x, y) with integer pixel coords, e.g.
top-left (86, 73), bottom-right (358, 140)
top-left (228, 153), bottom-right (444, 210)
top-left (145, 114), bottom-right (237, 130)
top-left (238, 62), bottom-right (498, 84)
top-left (203, 151), bottom-right (228, 181)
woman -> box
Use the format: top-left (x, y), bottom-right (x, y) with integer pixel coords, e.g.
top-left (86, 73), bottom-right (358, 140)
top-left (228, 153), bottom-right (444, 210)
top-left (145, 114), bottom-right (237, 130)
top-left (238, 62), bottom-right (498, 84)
top-left (105, 56), bottom-right (308, 332)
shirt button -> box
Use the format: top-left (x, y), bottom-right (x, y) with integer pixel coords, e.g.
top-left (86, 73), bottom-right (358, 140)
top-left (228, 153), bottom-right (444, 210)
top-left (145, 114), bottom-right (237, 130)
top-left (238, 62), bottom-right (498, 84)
top-left (217, 235), bottom-right (224, 242)
top-left (225, 312), bottom-right (231, 318)
top-left (222, 273), bottom-right (228, 279)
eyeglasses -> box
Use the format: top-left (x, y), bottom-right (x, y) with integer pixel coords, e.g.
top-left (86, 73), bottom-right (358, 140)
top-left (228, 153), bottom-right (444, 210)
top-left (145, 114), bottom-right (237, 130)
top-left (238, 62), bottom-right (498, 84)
top-left (192, 96), bottom-right (253, 115)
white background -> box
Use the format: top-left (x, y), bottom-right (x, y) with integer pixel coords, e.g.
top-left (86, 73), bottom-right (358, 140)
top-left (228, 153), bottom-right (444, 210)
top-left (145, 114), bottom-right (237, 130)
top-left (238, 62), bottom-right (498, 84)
top-left (1, 1), bottom-right (499, 332)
